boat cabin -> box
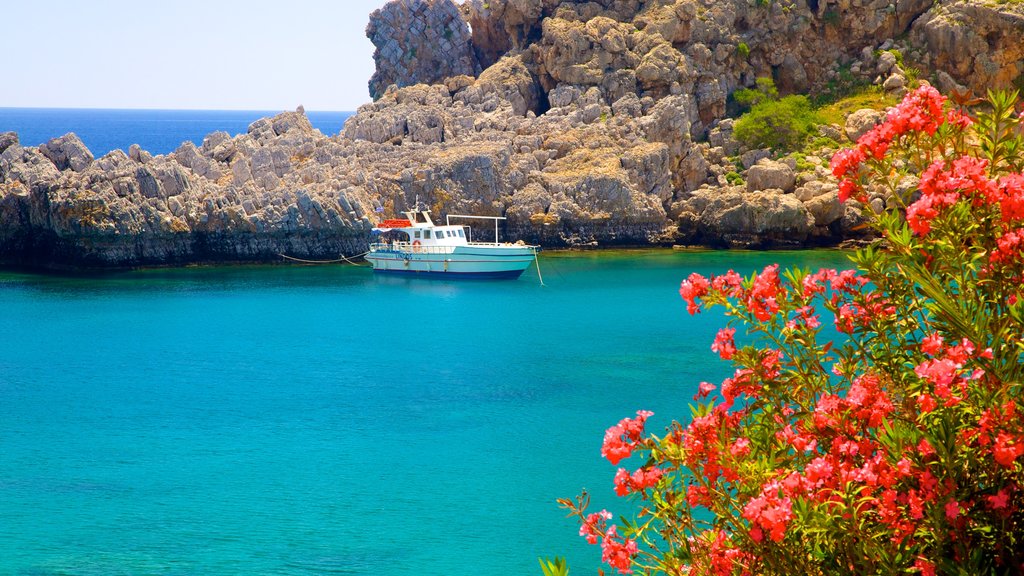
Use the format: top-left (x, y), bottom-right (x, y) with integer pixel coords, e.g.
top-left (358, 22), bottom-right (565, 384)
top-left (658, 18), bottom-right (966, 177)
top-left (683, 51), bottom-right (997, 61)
top-left (373, 210), bottom-right (470, 250)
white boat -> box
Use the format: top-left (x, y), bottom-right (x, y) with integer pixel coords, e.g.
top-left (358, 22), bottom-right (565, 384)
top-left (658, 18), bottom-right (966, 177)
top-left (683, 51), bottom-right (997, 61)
top-left (365, 210), bottom-right (540, 279)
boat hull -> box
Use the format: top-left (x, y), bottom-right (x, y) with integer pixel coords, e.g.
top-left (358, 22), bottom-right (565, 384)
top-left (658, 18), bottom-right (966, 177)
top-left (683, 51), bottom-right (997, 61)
top-left (365, 246), bottom-right (536, 279)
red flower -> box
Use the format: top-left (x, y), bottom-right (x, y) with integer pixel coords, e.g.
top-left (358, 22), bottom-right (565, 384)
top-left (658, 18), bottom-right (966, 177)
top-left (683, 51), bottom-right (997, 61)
top-left (830, 147), bottom-right (865, 178)
top-left (579, 509), bottom-right (612, 544)
top-left (742, 483), bottom-right (793, 543)
top-left (613, 466), bottom-right (664, 496)
top-left (920, 333), bottom-right (944, 356)
top-left (600, 525), bottom-right (638, 574)
top-left (680, 273), bottom-right (711, 315)
top-left (993, 431), bottom-right (1024, 467)
top-left (711, 327), bottom-right (737, 360)
top-left (601, 411), bottom-right (654, 465)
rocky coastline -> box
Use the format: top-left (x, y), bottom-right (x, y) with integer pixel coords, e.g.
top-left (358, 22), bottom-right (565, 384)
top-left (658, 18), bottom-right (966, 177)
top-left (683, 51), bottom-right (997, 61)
top-left (1, 0), bottom-right (1022, 269)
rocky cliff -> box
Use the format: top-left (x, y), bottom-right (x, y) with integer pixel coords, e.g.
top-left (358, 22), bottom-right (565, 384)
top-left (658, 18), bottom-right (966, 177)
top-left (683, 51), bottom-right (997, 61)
top-left (2, 0), bottom-right (1022, 268)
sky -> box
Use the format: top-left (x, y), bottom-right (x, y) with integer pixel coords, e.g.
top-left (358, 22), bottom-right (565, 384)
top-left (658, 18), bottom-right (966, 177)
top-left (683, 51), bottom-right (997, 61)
top-left (1, 0), bottom-right (392, 111)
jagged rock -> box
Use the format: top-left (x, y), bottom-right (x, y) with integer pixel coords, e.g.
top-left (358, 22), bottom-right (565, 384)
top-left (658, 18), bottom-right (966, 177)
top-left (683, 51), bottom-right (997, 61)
top-left (464, 0), bottom-right (546, 68)
top-left (845, 109), bottom-right (886, 143)
top-left (128, 144), bottom-right (152, 164)
top-left (39, 134), bottom-right (94, 172)
top-left (746, 159), bottom-right (796, 193)
top-left (366, 0), bottom-right (479, 100)
top-left (0, 132), bottom-right (17, 155)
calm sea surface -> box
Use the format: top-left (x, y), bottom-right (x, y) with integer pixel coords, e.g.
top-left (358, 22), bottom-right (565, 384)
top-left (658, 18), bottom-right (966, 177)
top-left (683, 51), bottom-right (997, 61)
top-left (0, 250), bottom-right (852, 575)
top-left (0, 108), bottom-right (354, 156)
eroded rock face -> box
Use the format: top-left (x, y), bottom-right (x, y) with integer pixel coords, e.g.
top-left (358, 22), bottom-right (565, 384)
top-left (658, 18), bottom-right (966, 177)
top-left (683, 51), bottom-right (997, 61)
top-left (912, 0), bottom-right (1024, 94)
top-left (0, 108), bottom-right (373, 268)
top-left (366, 0), bottom-right (480, 100)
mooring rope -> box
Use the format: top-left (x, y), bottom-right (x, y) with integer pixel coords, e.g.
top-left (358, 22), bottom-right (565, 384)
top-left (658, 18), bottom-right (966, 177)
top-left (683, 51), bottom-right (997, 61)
top-left (278, 251), bottom-right (370, 266)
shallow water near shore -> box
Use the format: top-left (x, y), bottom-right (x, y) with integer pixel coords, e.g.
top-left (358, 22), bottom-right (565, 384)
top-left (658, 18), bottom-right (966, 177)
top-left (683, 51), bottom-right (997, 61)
top-left (0, 249), bottom-right (851, 575)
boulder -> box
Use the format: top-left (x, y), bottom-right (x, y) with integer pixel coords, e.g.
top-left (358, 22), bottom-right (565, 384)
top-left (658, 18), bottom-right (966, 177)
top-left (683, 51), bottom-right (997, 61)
top-left (677, 187), bottom-right (814, 247)
top-left (845, 108), bottom-right (885, 143)
top-left (746, 159), bottom-right (796, 193)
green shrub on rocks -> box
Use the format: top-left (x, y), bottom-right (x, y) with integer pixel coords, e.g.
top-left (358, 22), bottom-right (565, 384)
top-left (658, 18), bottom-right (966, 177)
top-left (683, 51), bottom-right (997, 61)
top-left (734, 95), bottom-right (822, 153)
top-left (733, 77), bottom-right (779, 112)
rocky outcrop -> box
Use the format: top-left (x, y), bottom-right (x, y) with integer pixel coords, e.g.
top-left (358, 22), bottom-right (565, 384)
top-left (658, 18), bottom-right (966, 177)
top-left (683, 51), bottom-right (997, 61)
top-left (367, 0), bottom-right (480, 100)
top-left (912, 0), bottom-right (1024, 94)
top-left (3, 0), bottom-right (1022, 269)
top-left (0, 108), bottom-right (373, 268)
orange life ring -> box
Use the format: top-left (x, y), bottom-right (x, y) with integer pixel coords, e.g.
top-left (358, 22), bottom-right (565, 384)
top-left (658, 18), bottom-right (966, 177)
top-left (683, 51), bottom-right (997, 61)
top-left (412, 240), bottom-right (422, 252)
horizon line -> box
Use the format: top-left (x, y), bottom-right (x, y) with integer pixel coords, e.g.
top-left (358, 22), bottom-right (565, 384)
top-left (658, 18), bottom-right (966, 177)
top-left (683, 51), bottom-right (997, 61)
top-left (0, 105), bottom-right (360, 114)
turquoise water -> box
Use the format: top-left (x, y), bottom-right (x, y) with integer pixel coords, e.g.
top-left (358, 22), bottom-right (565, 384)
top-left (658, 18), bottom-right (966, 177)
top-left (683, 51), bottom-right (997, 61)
top-left (0, 250), bottom-right (851, 575)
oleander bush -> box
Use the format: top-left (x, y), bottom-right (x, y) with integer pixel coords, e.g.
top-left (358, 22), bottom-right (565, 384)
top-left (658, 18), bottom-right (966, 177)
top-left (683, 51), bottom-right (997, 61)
top-left (562, 86), bottom-right (1024, 575)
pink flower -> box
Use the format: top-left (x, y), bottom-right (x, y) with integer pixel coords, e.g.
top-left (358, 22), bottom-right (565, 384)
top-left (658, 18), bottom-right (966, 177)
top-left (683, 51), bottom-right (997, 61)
top-left (697, 381), bottom-right (717, 398)
top-left (944, 499), bottom-right (960, 521)
top-left (742, 483), bottom-right (793, 543)
top-left (579, 509), bottom-right (612, 545)
top-left (711, 327), bottom-right (737, 360)
top-left (920, 333), bottom-right (944, 356)
top-left (601, 411), bottom-right (653, 465)
top-left (680, 273), bottom-right (711, 315)
top-left (730, 437), bottom-right (751, 457)
top-left (613, 466), bottom-right (664, 496)
top-left (830, 147), bottom-right (865, 178)
top-left (600, 525), bottom-right (638, 574)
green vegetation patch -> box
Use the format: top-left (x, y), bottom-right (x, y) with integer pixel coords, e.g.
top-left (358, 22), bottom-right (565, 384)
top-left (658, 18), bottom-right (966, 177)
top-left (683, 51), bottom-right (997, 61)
top-left (734, 95), bottom-right (822, 153)
top-left (815, 86), bottom-right (896, 126)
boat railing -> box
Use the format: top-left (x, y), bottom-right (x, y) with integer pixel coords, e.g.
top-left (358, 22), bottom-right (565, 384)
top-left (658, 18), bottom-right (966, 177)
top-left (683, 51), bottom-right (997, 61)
top-left (369, 242), bottom-right (456, 255)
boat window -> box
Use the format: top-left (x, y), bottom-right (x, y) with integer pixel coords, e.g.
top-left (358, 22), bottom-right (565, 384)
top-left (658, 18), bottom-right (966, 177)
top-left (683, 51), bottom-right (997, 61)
top-left (413, 231), bottom-right (420, 239)
top-left (457, 230), bottom-right (465, 237)
top-left (435, 231), bottom-right (444, 239)
top-left (446, 230), bottom-right (453, 237)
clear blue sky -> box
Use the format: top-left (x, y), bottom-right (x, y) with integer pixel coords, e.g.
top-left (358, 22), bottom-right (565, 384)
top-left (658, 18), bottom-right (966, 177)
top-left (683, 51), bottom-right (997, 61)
top-left (2, 0), bottom-right (392, 111)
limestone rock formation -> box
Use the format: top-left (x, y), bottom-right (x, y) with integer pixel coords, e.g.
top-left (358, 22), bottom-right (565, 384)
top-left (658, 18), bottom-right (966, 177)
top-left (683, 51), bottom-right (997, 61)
top-left (3, 0), bottom-right (1023, 268)
top-left (367, 0), bottom-right (480, 100)
top-left (912, 0), bottom-right (1024, 94)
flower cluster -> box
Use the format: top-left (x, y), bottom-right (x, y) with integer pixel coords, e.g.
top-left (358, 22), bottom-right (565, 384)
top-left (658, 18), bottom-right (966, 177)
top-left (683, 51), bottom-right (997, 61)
top-left (601, 410), bottom-right (654, 465)
top-left (564, 88), bottom-right (1024, 576)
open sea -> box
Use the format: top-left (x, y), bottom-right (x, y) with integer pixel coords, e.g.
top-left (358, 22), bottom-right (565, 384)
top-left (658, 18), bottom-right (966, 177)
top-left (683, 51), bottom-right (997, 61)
top-left (0, 109), bottom-right (853, 575)
top-left (0, 108), bottom-right (354, 156)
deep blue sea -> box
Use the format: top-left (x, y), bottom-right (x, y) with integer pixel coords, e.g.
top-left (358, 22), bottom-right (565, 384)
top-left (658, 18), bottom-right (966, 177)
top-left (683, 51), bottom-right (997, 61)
top-left (0, 108), bottom-right (354, 157)
top-left (0, 249), bottom-right (852, 575)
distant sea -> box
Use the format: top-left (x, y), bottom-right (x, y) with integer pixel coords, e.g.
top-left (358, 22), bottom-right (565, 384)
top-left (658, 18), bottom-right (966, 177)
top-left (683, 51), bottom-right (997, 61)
top-left (0, 250), bottom-right (853, 575)
top-left (0, 108), bottom-right (354, 157)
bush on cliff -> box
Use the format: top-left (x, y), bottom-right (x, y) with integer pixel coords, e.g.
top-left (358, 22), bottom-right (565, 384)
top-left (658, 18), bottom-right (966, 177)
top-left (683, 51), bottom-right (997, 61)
top-left (562, 87), bottom-right (1024, 575)
top-left (733, 77), bottom-right (779, 111)
top-left (734, 95), bottom-right (821, 153)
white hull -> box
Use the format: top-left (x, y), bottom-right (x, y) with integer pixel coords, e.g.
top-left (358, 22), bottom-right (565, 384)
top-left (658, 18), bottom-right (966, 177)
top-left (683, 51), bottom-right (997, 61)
top-left (366, 244), bottom-right (537, 279)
